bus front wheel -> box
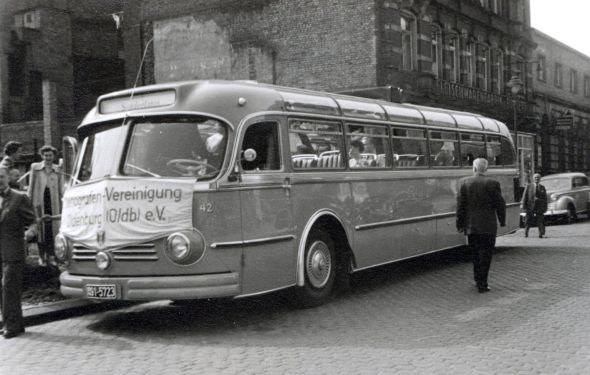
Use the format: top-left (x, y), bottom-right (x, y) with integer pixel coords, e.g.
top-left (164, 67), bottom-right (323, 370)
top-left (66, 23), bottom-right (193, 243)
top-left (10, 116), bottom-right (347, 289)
top-left (297, 230), bottom-right (336, 308)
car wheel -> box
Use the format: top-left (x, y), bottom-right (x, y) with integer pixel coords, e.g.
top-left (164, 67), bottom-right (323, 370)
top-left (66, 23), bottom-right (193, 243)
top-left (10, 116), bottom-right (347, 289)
top-left (296, 230), bottom-right (336, 308)
top-left (566, 205), bottom-right (577, 224)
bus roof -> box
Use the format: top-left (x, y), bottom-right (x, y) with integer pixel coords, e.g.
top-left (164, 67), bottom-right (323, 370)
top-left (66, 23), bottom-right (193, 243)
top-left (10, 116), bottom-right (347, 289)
top-left (81, 80), bottom-right (510, 136)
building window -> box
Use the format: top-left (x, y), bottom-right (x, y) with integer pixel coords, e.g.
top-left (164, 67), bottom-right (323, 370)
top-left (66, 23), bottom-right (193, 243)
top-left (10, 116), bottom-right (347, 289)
top-left (443, 31), bottom-right (458, 82)
top-left (28, 71), bottom-right (43, 121)
top-left (400, 14), bottom-right (415, 70)
top-left (569, 69), bottom-right (578, 93)
top-left (490, 48), bottom-right (504, 94)
top-left (490, 0), bottom-right (502, 14)
top-left (460, 38), bottom-right (473, 86)
top-left (430, 25), bottom-right (441, 78)
top-left (554, 63), bottom-right (563, 87)
top-left (537, 55), bottom-right (546, 82)
top-left (475, 43), bottom-right (488, 90)
top-left (584, 75), bottom-right (590, 97)
top-left (513, 56), bottom-right (525, 80)
top-left (8, 51), bottom-right (25, 97)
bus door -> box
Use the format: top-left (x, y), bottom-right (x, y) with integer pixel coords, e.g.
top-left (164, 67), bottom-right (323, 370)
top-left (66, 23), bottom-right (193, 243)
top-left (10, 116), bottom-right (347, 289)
top-left (237, 117), bottom-right (296, 295)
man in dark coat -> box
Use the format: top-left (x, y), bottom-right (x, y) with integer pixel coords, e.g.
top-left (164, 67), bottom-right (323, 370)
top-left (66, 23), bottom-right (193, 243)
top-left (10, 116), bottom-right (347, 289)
top-left (521, 173), bottom-right (548, 238)
top-left (456, 158), bottom-right (506, 293)
top-left (0, 166), bottom-right (36, 338)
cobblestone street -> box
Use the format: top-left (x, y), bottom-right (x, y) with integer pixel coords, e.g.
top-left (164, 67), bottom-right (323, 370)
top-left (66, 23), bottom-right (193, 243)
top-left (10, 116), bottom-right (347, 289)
top-left (2, 221), bottom-right (590, 374)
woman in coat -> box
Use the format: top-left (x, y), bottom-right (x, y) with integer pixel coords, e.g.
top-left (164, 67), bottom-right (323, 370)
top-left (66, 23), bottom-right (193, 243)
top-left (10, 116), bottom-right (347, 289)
top-left (27, 145), bottom-right (63, 266)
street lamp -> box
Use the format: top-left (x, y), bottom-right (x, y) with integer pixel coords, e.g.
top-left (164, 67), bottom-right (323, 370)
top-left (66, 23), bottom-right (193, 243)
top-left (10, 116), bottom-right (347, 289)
top-left (507, 75), bottom-right (523, 170)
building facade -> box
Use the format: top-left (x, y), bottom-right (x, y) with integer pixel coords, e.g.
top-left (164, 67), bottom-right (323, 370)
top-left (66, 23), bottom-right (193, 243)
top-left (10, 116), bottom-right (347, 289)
top-left (0, 0), bottom-right (125, 163)
top-left (531, 29), bottom-right (590, 175)
top-left (119, 0), bottom-right (537, 174)
top-left (12, 0), bottom-right (587, 177)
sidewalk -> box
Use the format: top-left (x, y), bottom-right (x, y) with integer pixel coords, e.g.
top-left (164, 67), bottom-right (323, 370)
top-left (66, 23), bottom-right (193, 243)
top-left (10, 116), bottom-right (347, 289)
top-left (0, 256), bottom-right (131, 328)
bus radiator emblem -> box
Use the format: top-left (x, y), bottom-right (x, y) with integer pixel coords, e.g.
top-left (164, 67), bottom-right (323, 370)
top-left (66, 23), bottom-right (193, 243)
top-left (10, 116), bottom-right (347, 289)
top-left (97, 230), bottom-right (106, 247)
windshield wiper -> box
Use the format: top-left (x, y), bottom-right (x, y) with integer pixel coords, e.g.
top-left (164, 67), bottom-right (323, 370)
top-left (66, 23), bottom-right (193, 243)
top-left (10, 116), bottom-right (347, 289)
top-left (125, 163), bottom-right (161, 178)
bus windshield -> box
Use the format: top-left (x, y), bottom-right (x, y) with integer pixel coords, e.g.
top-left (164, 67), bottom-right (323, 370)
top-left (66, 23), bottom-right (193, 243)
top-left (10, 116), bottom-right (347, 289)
top-left (123, 117), bottom-right (227, 179)
top-left (77, 117), bottom-right (228, 182)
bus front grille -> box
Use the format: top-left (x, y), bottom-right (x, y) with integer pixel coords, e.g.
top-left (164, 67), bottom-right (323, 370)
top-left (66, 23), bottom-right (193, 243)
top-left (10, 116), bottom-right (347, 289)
top-left (72, 243), bottom-right (159, 262)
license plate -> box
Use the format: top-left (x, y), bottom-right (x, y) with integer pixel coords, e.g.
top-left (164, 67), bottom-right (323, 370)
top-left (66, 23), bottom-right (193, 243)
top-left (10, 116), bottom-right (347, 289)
top-left (86, 284), bottom-right (117, 299)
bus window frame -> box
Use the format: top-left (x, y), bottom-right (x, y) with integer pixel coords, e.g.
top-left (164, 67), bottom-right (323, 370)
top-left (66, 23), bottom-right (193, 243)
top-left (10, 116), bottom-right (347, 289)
top-left (77, 121), bottom-right (129, 183)
top-left (118, 115), bottom-right (230, 180)
top-left (428, 129), bottom-right (460, 168)
top-left (390, 125), bottom-right (429, 169)
top-left (239, 118), bottom-right (285, 174)
top-left (486, 134), bottom-right (503, 168)
top-left (458, 132), bottom-right (486, 168)
top-left (288, 117), bottom-right (346, 171)
top-left (345, 122), bottom-right (392, 170)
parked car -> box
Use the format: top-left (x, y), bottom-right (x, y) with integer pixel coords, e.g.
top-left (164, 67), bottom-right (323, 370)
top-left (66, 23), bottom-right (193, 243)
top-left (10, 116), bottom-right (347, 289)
top-left (521, 172), bottom-right (590, 224)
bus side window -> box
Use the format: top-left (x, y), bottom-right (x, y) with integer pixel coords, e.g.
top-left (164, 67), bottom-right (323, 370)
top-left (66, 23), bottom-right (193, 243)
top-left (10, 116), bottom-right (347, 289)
top-left (241, 122), bottom-right (281, 171)
top-left (391, 127), bottom-right (428, 168)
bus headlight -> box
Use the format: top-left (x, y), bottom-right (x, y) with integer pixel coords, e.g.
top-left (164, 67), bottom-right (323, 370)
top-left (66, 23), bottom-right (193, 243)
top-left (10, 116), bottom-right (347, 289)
top-left (96, 252), bottom-right (112, 270)
top-left (167, 233), bottom-right (190, 260)
top-left (165, 231), bottom-right (206, 265)
top-left (54, 234), bottom-right (69, 262)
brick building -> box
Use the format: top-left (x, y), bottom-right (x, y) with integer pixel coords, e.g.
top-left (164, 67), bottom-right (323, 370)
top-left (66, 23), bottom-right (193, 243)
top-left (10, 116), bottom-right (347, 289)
top-left (10, 0), bottom-right (588, 177)
top-left (0, 0), bottom-right (124, 165)
top-left (531, 29), bottom-right (590, 175)
top-left (119, 0), bottom-right (537, 174)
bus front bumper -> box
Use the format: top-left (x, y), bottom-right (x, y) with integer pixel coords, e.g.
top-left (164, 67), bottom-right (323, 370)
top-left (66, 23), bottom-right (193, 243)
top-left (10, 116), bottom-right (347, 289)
top-left (60, 271), bottom-right (241, 301)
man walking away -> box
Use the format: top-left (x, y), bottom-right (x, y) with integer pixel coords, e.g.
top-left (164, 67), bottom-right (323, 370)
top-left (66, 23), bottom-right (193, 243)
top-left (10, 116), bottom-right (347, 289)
top-left (456, 158), bottom-right (506, 293)
top-left (521, 173), bottom-right (548, 238)
top-left (0, 167), bottom-right (36, 338)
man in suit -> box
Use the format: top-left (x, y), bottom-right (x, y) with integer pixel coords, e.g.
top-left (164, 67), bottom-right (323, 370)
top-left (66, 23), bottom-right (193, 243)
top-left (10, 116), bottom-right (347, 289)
top-left (521, 173), bottom-right (548, 238)
top-left (0, 166), bottom-right (36, 338)
top-left (456, 158), bottom-right (506, 293)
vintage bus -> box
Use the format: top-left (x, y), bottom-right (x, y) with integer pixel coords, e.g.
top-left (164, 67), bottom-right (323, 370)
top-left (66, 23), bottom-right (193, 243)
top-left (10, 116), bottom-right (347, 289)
top-left (57, 80), bottom-right (520, 306)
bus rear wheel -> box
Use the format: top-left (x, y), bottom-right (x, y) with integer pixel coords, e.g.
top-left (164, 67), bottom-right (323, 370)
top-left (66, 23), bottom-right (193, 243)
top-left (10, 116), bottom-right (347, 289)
top-left (296, 230), bottom-right (336, 308)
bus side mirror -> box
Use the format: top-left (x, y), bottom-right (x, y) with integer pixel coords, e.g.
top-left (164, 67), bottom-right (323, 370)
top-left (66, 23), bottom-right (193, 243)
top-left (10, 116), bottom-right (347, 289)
top-left (243, 148), bottom-right (257, 162)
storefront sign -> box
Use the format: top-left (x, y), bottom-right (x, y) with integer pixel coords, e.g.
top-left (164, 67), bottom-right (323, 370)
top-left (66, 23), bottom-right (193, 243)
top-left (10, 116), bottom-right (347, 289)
top-left (61, 178), bottom-right (194, 249)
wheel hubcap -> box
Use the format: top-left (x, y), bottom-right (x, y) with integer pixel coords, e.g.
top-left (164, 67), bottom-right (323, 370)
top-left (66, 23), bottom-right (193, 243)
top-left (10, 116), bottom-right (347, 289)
top-left (306, 240), bottom-right (332, 288)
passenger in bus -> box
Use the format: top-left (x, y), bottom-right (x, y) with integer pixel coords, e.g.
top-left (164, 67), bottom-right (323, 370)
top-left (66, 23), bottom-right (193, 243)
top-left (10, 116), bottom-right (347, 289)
top-left (349, 140), bottom-right (367, 168)
top-left (205, 122), bottom-right (226, 166)
top-left (435, 142), bottom-right (455, 166)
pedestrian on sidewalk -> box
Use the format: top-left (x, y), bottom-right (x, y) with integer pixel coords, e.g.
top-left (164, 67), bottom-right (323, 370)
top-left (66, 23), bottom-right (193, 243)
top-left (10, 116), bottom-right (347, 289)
top-left (0, 166), bottom-right (36, 338)
top-left (521, 173), bottom-right (548, 238)
top-left (27, 145), bottom-right (63, 267)
top-left (0, 141), bottom-right (23, 169)
top-left (456, 158), bottom-right (506, 293)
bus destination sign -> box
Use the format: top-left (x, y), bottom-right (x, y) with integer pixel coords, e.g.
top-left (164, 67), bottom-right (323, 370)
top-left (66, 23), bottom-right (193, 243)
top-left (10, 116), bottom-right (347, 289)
top-left (99, 90), bottom-right (176, 114)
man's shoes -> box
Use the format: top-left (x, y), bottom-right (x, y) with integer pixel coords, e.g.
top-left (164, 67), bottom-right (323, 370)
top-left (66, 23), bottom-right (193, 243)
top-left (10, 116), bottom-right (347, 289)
top-left (478, 286), bottom-right (491, 293)
top-left (3, 327), bottom-right (24, 339)
top-left (539, 234), bottom-right (544, 238)
top-left (524, 231), bottom-right (528, 237)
